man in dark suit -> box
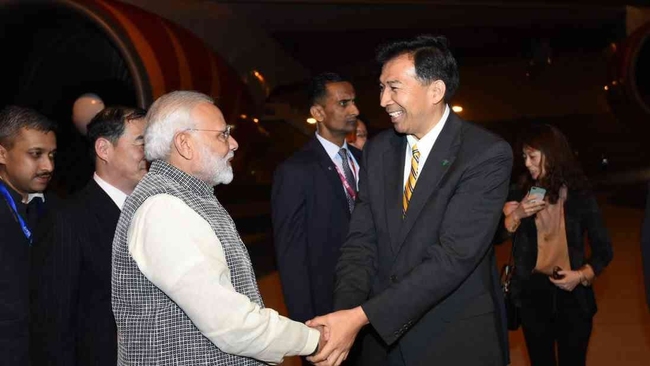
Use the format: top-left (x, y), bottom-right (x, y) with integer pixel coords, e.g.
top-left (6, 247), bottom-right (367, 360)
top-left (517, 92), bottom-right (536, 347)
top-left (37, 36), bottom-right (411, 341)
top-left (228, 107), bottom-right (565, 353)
top-left (272, 72), bottom-right (361, 325)
top-left (307, 35), bottom-right (513, 366)
top-left (0, 105), bottom-right (57, 366)
top-left (30, 107), bottom-right (147, 366)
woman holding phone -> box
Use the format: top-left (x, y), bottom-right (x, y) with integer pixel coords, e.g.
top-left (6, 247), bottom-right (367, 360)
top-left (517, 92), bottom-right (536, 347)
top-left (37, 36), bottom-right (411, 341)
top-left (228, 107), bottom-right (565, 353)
top-left (501, 123), bottom-right (613, 366)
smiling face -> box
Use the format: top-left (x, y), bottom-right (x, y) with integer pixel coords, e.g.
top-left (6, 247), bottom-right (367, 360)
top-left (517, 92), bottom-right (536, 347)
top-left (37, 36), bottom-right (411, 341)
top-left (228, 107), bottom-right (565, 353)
top-left (379, 53), bottom-right (445, 139)
top-left (523, 145), bottom-right (546, 181)
top-left (0, 127), bottom-right (56, 199)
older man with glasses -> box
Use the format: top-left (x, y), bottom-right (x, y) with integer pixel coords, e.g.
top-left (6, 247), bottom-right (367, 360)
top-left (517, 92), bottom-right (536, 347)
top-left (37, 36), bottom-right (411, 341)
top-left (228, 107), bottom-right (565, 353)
top-left (111, 90), bottom-right (324, 366)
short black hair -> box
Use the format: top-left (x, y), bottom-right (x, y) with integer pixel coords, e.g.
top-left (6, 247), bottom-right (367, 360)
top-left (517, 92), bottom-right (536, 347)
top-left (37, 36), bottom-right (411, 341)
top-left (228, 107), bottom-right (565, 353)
top-left (87, 106), bottom-right (146, 149)
top-left (0, 105), bottom-right (57, 148)
top-left (376, 34), bottom-right (460, 102)
top-left (307, 72), bottom-right (348, 107)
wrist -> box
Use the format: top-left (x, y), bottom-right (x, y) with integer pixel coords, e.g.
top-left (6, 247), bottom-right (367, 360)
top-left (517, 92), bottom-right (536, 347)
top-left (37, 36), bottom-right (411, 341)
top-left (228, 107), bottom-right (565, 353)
top-left (353, 306), bottom-right (370, 328)
top-left (579, 265), bottom-right (594, 286)
top-left (506, 214), bottom-right (521, 233)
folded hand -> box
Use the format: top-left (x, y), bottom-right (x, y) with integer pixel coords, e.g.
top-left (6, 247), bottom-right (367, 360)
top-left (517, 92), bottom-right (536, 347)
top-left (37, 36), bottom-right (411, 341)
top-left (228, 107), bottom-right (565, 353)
top-left (305, 307), bottom-right (368, 366)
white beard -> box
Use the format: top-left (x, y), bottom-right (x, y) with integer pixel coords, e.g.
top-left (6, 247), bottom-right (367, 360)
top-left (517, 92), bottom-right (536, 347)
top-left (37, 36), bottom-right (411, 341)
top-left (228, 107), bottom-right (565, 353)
top-left (199, 145), bottom-right (234, 186)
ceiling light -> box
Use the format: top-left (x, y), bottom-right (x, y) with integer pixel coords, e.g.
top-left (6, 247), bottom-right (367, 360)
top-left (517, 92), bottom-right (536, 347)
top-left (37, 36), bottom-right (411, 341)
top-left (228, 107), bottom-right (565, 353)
top-left (452, 105), bottom-right (463, 113)
top-left (252, 70), bottom-right (265, 83)
top-left (307, 118), bottom-right (317, 124)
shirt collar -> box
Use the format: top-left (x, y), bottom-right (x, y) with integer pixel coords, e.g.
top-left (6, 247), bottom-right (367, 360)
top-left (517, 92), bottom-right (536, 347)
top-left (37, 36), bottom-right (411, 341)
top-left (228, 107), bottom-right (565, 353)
top-left (406, 104), bottom-right (450, 150)
top-left (94, 173), bottom-right (128, 211)
top-left (27, 193), bottom-right (45, 204)
top-left (315, 132), bottom-right (351, 160)
top-left (0, 177), bottom-right (43, 204)
top-left (148, 160), bottom-right (215, 198)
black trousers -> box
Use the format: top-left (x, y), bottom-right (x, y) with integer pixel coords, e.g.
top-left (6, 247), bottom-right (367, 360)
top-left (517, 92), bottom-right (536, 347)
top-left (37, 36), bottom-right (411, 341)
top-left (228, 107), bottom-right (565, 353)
top-left (520, 286), bottom-right (593, 366)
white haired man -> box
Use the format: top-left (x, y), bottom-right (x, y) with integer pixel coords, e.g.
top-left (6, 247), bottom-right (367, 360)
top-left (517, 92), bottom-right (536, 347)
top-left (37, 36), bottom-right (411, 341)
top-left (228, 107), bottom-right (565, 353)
top-left (111, 91), bottom-right (323, 365)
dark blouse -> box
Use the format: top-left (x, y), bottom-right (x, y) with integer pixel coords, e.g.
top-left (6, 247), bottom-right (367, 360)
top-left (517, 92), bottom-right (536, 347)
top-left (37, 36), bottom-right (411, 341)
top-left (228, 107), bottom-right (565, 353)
top-left (502, 187), bottom-right (613, 317)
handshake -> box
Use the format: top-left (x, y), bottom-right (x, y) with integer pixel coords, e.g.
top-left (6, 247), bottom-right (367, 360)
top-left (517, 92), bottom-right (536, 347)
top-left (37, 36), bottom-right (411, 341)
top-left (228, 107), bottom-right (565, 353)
top-left (304, 306), bottom-right (369, 366)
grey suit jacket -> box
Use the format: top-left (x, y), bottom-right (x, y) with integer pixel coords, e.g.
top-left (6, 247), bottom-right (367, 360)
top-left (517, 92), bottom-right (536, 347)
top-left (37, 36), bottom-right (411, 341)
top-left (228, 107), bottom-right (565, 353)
top-left (334, 112), bottom-right (513, 365)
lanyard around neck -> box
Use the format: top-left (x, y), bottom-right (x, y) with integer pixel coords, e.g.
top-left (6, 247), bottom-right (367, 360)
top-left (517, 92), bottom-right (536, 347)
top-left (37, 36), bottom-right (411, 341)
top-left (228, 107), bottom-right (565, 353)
top-left (333, 153), bottom-right (357, 200)
top-left (0, 182), bottom-right (32, 244)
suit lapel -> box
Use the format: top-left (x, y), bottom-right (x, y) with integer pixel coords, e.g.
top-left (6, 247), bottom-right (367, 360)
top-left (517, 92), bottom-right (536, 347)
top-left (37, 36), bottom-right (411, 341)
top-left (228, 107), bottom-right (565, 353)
top-left (396, 114), bottom-right (463, 251)
top-left (85, 180), bottom-right (122, 231)
top-left (384, 133), bottom-right (406, 251)
top-left (307, 137), bottom-right (350, 215)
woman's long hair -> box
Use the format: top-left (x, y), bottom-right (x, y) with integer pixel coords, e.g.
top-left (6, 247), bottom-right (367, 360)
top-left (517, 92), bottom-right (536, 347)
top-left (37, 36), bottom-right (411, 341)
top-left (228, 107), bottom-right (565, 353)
top-left (517, 123), bottom-right (590, 204)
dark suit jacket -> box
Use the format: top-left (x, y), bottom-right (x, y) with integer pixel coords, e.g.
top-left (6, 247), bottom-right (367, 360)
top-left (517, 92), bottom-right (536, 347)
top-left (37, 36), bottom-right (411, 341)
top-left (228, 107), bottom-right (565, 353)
top-left (334, 113), bottom-right (513, 365)
top-left (272, 137), bottom-right (362, 323)
top-left (505, 187), bottom-right (613, 318)
top-left (30, 179), bottom-right (121, 366)
top-left (0, 184), bottom-right (40, 366)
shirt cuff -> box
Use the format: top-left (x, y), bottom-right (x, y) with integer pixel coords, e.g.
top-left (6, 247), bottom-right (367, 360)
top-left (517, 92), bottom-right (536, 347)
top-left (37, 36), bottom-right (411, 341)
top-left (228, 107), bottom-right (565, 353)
top-left (300, 327), bottom-right (321, 356)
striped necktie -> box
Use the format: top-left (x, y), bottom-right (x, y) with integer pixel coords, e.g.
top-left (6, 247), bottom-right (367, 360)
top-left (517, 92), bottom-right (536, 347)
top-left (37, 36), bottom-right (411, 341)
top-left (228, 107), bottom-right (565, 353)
top-left (338, 148), bottom-right (356, 213)
top-left (403, 144), bottom-right (420, 217)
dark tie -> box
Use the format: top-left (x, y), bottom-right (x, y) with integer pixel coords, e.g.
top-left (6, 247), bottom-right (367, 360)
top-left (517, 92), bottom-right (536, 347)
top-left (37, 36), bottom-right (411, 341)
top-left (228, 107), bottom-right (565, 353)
top-left (338, 148), bottom-right (356, 212)
top-left (26, 196), bottom-right (44, 229)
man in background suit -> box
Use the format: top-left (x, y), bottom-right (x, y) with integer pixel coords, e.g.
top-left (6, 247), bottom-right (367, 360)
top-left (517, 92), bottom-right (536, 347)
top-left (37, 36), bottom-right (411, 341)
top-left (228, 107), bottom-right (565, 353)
top-left (0, 105), bottom-right (57, 366)
top-left (272, 72), bottom-right (361, 325)
top-left (308, 35), bottom-right (513, 366)
top-left (30, 107), bottom-right (147, 366)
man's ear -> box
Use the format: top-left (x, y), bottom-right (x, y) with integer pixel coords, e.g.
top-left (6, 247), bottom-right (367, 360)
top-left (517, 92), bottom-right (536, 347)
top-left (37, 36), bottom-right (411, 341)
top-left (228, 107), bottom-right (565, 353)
top-left (310, 105), bottom-right (325, 122)
top-left (0, 144), bottom-right (7, 165)
top-left (428, 80), bottom-right (447, 105)
top-left (95, 137), bottom-right (112, 164)
top-left (173, 131), bottom-right (193, 160)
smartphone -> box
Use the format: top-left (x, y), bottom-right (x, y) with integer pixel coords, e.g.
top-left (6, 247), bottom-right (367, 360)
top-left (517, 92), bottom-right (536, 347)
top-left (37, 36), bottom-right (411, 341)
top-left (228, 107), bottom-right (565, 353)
top-left (528, 186), bottom-right (546, 203)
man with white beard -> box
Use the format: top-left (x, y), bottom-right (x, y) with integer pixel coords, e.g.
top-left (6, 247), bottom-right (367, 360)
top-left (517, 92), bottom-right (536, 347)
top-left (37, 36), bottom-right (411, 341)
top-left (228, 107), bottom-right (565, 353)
top-left (111, 91), bottom-right (323, 365)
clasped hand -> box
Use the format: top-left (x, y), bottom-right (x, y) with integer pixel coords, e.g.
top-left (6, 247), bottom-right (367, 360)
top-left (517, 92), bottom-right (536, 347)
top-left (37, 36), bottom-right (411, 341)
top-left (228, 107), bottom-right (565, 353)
top-left (548, 269), bottom-right (582, 291)
top-left (305, 307), bottom-right (368, 366)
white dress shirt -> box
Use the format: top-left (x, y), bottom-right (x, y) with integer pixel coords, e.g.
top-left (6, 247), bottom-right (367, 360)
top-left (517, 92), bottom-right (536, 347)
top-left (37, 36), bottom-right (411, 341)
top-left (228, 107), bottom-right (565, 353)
top-left (316, 132), bottom-right (360, 190)
top-left (93, 173), bottom-right (128, 210)
top-left (403, 104), bottom-right (450, 188)
top-left (26, 192), bottom-right (45, 204)
top-left (127, 194), bottom-right (319, 364)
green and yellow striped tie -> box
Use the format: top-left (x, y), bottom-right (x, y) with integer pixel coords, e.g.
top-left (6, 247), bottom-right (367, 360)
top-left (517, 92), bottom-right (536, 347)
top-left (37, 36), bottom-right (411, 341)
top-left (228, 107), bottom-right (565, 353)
top-left (403, 144), bottom-right (420, 217)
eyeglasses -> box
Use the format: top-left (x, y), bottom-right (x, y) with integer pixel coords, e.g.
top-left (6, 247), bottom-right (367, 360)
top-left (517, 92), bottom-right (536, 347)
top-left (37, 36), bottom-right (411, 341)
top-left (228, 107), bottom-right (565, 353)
top-left (185, 125), bottom-right (233, 143)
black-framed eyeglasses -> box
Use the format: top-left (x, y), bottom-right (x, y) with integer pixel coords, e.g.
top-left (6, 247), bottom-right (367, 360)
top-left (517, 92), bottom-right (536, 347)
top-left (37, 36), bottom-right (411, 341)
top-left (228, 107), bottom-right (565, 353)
top-left (185, 125), bottom-right (233, 143)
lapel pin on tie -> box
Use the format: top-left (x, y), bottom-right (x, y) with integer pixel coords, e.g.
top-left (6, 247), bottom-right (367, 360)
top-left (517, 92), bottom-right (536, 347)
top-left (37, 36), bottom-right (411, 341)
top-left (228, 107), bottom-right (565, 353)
top-left (442, 159), bottom-right (450, 166)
